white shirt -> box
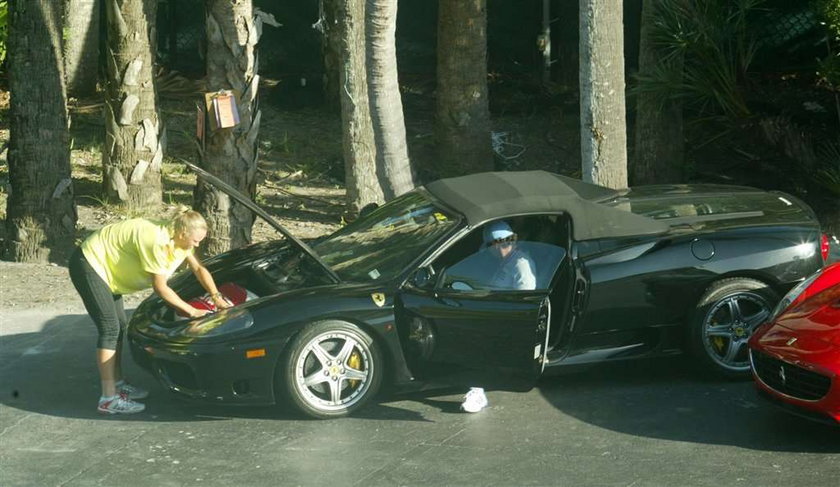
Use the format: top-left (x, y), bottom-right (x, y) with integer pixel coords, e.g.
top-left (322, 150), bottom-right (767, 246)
top-left (488, 248), bottom-right (536, 290)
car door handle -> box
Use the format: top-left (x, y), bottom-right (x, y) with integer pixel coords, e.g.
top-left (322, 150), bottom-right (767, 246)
top-left (437, 297), bottom-right (461, 307)
top-left (572, 282), bottom-right (586, 311)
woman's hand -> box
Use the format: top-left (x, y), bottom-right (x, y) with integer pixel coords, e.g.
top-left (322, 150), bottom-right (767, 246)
top-left (185, 255), bottom-right (233, 311)
top-left (211, 293), bottom-right (233, 309)
top-left (189, 307), bottom-right (212, 318)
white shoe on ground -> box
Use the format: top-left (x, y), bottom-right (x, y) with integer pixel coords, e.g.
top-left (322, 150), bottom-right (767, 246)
top-left (117, 380), bottom-right (149, 400)
top-left (460, 387), bottom-right (488, 413)
top-left (98, 394), bottom-right (145, 415)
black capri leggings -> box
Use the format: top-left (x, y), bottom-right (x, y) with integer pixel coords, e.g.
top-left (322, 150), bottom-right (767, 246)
top-left (68, 247), bottom-right (127, 350)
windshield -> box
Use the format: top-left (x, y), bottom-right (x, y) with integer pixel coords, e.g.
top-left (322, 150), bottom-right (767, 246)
top-left (312, 191), bottom-right (460, 282)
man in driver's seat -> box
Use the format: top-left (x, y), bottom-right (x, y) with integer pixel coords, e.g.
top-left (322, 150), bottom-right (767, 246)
top-left (484, 220), bottom-right (536, 291)
top-left (461, 220), bottom-right (537, 413)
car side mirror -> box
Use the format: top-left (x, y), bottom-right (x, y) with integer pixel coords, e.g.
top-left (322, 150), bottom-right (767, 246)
top-left (411, 266), bottom-right (435, 288)
top-left (450, 281), bottom-right (473, 291)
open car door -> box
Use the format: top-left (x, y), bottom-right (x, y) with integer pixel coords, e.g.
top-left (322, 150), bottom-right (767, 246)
top-left (399, 244), bottom-right (565, 390)
top-left (400, 288), bottom-right (551, 391)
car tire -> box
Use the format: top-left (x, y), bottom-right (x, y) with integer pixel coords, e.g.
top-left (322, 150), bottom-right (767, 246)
top-left (688, 278), bottom-right (778, 379)
top-left (281, 320), bottom-right (383, 419)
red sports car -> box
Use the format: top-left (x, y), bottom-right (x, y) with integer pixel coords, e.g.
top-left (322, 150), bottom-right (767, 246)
top-left (749, 261), bottom-right (840, 425)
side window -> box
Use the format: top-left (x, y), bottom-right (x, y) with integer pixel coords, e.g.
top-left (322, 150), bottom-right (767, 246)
top-left (434, 215), bottom-right (568, 292)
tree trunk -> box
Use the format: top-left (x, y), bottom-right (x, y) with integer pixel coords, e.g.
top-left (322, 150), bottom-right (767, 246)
top-left (579, 0), bottom-right (628, 190)
top-left (435, 0), bottom-right (492, 178)
top-left (102, 0), bottom-right (163, 209)
top-left (366, 0), bottom-right (415, 199)
top-left (5, 0), bottom-right (77, 263)
top-left (63, 0), bottom-right (101, 98)
top-left (539, 0), bottom-right (552, 86)
top-left (632, 0), bottom-right (684, 185)
top-left (195, 0), bottom-right (261, 255)
top-left (339, 0), bottom-right (385, 216)
top-left (320, 0), bottom-right (342, 111)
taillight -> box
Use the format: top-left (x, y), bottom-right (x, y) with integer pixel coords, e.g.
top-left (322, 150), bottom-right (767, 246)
top-left (821, 234), bottom-right (830, 263)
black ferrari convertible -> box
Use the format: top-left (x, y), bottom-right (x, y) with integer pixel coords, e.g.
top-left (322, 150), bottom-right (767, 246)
top-left (128, 165), bottom-right (830, 418)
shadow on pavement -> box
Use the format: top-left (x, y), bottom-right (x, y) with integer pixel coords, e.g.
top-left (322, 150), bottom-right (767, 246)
top-left (0, 312), bottom-right (428, 423)
top-left (4, 312), bottom-right (840, 450)
top-left (536, 356), bottom-right (840, 453)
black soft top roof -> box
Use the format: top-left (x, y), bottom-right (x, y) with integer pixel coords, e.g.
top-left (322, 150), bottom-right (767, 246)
top-left (424, 171), bottom-right (669, 241)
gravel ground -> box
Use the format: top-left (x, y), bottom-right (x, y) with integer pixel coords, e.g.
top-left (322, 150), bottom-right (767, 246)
top-left (0, 175), bottom-right (342, 315)
top-left (0, 261), bottom-right (150, 312)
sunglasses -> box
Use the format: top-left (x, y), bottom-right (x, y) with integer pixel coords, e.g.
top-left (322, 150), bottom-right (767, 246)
top-left (488, 235), bottom-right (517, 247)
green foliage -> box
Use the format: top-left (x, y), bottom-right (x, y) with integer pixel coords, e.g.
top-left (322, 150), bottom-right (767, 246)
top-left (814, 0), bottom-right (840, 37)
top-left (0, 1), bottom-right (7, 65)
top-left (814, 0), bottom-right (840, 87)
top-left (633, 0), bottom-right (765, 119)
top-left (817, 53), bottom-right (840, 88)
top-left (813, 138), bottom-right (840, 196)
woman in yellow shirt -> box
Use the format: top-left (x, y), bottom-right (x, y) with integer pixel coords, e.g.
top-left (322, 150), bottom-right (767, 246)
top-left (68, 210), bottom-right (230, 414)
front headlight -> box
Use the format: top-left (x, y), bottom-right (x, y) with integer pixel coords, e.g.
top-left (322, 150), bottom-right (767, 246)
top-left (180, 308), bottom-right (255, 338)
top-left (770, 270), bottom-right (823, 321)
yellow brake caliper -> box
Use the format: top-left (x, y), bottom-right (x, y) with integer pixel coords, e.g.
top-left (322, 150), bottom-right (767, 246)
top-left (711, 317), bottom-right (726, 353)
top-left (347, 350), bottom-right (362, 389)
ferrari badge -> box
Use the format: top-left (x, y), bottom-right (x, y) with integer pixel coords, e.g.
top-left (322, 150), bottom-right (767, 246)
top-left (371, 292), bottom-right (386, 307)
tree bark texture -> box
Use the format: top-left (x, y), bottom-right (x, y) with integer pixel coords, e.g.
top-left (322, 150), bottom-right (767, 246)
top-left (579, 0), bottom-right (628, 190)
top-left (539, 0), bottom-right (552, 86)
top-left (435, 0), bottom-right (492, 178)
top-left (63, 0), bottom-right (101, 97)
top-left (632, 0), bottom-right (684, 185)
top-left (339, 0), bottom-right (385, 216)
top-left (366, 0), bottom-right (415, 199)
top-left (5, 0), bottom-right (77, 262)
top-left (195, 0), bottom-right (261, 255)
top-left (102, 0), bottom-right (163, 209)
top-left (321, 0), bottom-right (342, 111)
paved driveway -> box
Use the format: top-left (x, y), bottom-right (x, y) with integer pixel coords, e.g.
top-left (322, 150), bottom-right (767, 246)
top-left (1, 309), bottom-right (839, 486)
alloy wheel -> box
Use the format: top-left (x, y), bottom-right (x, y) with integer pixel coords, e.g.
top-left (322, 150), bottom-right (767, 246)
top-left (292, 329), bottom-right (375, 413)
top-left (701, 292), bottom-right (772, 373)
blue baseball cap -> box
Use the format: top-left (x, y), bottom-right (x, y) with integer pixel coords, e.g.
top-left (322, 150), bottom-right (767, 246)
top-left (483, 221), bottom-right (514, 244)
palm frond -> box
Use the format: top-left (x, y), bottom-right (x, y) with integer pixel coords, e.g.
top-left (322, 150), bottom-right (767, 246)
top-left (635, 0), bottom-right (765, 119)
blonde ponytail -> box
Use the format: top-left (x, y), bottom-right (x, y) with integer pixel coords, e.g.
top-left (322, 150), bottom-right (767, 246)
top-left (171, 206), bottom-right (207, 235)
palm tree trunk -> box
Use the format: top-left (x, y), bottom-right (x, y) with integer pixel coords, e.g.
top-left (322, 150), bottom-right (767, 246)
top-left (435, 0), bottom-right (492, 178)
top-left (320, 0), bottom-right (342, 111)
top-left (5, 0), bottom-right (76, 262)
top-left (366, 0), bottom-right (415, 199)
top-left (195, 0), bottom-right (260, 255)
top-left (63, 0), bottom-right (101, 98)
top-left (102, 0), bottom-right (163, 209)
top-left (632, 0), bottom-right (684, 185)
top-left (339, 0), bottom-right (385, 216)
top-left (579, 0), bottom-right (628, 190)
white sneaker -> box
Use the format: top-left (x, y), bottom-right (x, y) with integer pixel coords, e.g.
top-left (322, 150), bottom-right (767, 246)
top-left (98, 394), bottom-right (145, 415)
top-left (460, 387), bottom-right (488, 413)
top-left (117, 381), bottom-right (149, 400)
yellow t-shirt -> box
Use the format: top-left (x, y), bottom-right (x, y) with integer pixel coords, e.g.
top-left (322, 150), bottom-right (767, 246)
top-left (81, 218), bottom-right (192, 295)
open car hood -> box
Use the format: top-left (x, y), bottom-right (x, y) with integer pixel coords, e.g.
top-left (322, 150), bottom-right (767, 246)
top-left (182, 159), bottom-right (340, 283)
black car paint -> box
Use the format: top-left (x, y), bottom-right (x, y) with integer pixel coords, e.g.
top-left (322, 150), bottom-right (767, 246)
top-left (131, 281), bottom-right (415, 405)
top-left (399, 287), bottom-right (548, 379)
top-left (127, 171), bottom-right (825, 411)
top-left (133, 226), bottom-right (818, 402)
top-left (557, 223), bottom-right (822, 367)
